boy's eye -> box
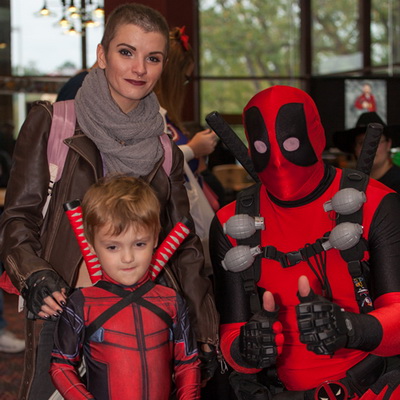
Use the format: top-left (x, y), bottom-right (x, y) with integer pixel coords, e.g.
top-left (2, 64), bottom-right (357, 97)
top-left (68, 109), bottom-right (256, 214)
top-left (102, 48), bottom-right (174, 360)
top-left (106, 245), bottom-right (117, 251)
top-left (136, 242), bottom-right (147, 248)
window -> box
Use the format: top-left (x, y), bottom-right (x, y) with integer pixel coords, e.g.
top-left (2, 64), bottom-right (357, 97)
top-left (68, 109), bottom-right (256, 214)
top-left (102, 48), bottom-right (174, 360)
top-left (371, 1), bottom-right (400, 74)
top-left (199, 0), bottom-right (301, 135)
top-left (11, 0), bottom-right (103, 76)
top-left (312, 0), bottom-right (360, 75)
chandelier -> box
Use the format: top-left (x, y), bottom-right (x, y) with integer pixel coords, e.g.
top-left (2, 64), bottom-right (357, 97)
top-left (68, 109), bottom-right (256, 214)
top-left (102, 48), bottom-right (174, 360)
top-left (36, 0), bottom-right (104, 35)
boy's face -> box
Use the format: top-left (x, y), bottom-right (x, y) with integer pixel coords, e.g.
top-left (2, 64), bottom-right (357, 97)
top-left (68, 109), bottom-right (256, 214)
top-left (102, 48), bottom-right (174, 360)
top-left (89, 222), bottom-right (157, 286)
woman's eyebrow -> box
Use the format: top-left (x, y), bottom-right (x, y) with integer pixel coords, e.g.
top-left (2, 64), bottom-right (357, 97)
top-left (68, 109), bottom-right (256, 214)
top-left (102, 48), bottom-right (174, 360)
top-left (116, 43), bottom-right (165, 57)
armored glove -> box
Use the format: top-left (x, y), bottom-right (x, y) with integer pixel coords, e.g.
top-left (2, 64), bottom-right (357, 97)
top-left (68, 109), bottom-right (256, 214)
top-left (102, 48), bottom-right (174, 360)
top-left (21, 269), bottom-right (69, 319)
top-left (239, 308), bottom-right (283, 369)
top-left (296, 288), bottom-right (356, 355)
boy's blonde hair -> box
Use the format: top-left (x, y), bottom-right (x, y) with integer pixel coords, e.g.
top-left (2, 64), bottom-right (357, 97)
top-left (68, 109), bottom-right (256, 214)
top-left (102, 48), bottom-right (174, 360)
top-left (82, 175), bottom-right (161, 245)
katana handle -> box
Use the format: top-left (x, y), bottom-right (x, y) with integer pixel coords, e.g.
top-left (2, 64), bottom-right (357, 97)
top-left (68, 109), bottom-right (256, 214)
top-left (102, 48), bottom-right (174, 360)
top-left (64, 199), bottom-right (191, 283)
top-left (64, 200), bottom-right (102, 284)
top-left (149, 218), bottom-right (191, 280)
top-left (355, 122), bottom-right (384, 175)
top-left (206, 111), bottom-right (260, 183)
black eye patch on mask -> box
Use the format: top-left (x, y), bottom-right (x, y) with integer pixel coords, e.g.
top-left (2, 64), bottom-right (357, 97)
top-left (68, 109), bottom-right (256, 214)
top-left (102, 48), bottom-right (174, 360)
top-left (244, 106), bottom-right (270, 172)
top-left (276, 103), bottom-right (318, 166)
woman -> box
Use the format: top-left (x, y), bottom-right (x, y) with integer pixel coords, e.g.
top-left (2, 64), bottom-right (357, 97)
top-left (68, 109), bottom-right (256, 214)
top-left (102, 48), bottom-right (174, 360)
top-left (0, 4), bottom-right (218, 399)
top-left (155, 26), bottom-right (218, 175)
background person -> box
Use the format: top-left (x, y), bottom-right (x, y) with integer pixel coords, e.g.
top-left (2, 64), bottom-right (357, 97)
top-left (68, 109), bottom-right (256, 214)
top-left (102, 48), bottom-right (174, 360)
top-left (154, 26), bottom-right (221, 206)
top-left (0, 4), bottom-right (217, 399)
top-left (50, 175), bottom-right (200, 400)
top-left (154, 26), bottom-right (221, 276)
top-left (333, 111), bottom-right (400, 193)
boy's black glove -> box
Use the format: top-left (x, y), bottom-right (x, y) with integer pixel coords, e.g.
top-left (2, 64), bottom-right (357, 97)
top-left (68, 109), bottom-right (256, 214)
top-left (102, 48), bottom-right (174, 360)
top-left (21, 270), bottom-right (69, 318)
top-left (296, 288), bottom-right (356, 355)
top-left (198, 344), bottom-right (218, 383)
top-left (239, 308), bottom-right (283, 369)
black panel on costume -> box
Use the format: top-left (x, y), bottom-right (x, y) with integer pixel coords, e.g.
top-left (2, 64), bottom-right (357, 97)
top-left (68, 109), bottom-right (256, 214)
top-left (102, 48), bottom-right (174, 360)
top-left (210, 216), bottom-right (254, 324)
top-left (276, 103), bottom-right (318, 166)
top-left (368, 192), bottom-right (400, 299)
top-left (244, 106), bottom-right (270, 173)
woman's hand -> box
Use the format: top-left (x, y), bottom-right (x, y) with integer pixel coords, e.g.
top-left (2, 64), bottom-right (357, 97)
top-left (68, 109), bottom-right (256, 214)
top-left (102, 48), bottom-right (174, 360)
top-left (187, 129), bottom-right (218, 158)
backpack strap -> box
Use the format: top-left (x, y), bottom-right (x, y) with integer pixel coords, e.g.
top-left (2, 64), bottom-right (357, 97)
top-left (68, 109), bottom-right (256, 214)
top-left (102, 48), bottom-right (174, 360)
top-left (43, 100), bottom-right (76, 217)
top-left (235, 182), bottom-right (263, 314)
top-left (84, 280), bottom-right (173, 343)
top-left (160, 133), bottom-right (172, 176)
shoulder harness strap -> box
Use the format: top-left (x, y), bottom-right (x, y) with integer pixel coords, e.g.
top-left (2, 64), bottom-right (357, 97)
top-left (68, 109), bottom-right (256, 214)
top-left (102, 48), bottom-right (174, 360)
top-left (84, 280), bottom-right (173, 342)
top-left (235, 182), bottom-right (263, 314)
top-left (338, 168), bottom-right (373, 313)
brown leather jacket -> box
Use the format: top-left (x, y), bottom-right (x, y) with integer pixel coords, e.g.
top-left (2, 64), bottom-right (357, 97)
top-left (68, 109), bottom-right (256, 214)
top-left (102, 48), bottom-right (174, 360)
top-left (0, 100), bottom-right (219, 345)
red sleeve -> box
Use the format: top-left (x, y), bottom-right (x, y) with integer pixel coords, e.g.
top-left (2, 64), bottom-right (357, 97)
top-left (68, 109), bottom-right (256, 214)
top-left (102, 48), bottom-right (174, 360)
top-left (220, 323), bottom-right (261, 374)
top-left (49, 363), bottom-right (93, 400)
top-left (173, 294), bottom-right (201, 400)
top-left (49, 291), bottom-right (94, 400)
top-left (370, 292), bottom-right (400, 356)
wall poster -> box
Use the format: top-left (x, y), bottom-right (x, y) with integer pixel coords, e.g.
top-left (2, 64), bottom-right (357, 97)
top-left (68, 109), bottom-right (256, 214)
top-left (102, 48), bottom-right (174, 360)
top-left (345, 79), bottom-right (387, 129)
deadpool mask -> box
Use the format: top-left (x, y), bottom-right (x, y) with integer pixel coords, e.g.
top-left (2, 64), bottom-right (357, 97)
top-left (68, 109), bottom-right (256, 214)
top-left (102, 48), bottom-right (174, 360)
top-left (243, 85), bottom-right (326, 202)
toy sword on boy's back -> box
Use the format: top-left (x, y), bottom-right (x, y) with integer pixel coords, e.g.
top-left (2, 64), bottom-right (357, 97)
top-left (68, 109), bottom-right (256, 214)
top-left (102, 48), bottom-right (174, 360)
top-left (64, 200), bottom-right (191, 284)
top-left (206, 111), bottom-right (383, 179)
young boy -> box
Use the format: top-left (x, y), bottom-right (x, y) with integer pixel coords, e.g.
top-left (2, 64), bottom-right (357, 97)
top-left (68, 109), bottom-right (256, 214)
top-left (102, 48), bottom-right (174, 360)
top-left (49, 175), bottom-right (200, 400)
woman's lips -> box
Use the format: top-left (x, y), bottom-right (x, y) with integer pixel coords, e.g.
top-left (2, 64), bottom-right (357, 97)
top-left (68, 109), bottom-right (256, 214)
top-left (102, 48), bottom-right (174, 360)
top-left (125, 79), bottom-right (146, 86)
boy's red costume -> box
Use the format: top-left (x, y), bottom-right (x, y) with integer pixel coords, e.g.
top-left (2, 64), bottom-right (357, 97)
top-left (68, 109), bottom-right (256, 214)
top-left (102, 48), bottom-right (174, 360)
top-left (50, 272), bottom-right (200, 400)
top-left (210, 86), bottom-right (400, 398)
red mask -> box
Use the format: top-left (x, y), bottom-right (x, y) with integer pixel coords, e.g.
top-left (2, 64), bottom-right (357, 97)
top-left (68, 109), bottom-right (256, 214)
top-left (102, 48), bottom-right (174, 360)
top-left (243, 85), bottom-right (326, 201)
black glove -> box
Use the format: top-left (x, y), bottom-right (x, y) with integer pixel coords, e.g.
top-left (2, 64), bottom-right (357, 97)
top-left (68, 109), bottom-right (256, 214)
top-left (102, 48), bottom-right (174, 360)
top-left (296, 288), bottom-right (355, 355)
top-left (21, 270), bottom-right (69, 319)
top-left (239, 308), bottom-right (283, 369)
top-left (198, 344), bottom-right (218, 382)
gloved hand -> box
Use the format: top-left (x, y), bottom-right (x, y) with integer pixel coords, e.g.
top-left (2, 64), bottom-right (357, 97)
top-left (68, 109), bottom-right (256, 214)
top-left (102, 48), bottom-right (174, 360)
top-left (296, 275), bottom-right (354, 355)
top-left (21, 270), bottom-right (69, 320)
top-left (198, 343), bottom-right (218, 385)
top-left (239, 291), bottom-right (284, 369)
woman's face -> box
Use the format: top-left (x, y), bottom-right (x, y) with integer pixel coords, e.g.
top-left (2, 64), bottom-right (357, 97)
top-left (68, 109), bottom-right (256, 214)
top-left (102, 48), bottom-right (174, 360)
top-left (97, 23), bottom-right (167, 113)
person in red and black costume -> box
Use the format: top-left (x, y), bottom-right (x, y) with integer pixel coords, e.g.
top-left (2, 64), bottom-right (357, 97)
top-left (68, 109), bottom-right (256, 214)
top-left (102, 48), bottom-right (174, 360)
top-left (210, 85), bottom-right (400, 399)
top-left (50, 176), bottom-right (200, 400)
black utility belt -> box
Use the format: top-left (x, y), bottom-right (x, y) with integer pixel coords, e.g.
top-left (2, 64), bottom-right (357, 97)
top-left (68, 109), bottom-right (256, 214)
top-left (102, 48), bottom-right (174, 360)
top-left (272, 354), bottom-right (388, 400)
top-left (305, 354), bottom-right (386, 400)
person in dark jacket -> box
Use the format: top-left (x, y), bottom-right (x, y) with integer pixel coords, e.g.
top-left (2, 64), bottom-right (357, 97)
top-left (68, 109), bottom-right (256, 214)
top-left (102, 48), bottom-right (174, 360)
top-left (333, 111), bottom-right (400, 193)
top-left (0, 4), bottom-right (218, 399)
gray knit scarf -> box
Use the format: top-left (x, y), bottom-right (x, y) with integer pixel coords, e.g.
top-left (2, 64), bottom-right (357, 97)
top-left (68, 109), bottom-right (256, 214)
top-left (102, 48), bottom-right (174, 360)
top-left (74, 68), bottom-right (164, 177)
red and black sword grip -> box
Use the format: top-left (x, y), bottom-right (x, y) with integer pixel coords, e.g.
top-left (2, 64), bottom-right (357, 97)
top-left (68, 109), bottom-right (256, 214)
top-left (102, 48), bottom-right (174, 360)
top-left (64, 200), bottom-right (192, 283)
top-left (149, 217), bottom-right (191, 280)
top-left (64, 199), bottom-right (103, 284)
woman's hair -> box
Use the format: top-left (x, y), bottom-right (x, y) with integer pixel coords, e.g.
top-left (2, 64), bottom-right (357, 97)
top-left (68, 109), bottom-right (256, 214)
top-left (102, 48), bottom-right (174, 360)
top-left (154, 27), bottom-right (195, 131)
top-left (82, 175), bottom-right (161, 245)
top-left (101, 3), bottom-right (170, 56)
